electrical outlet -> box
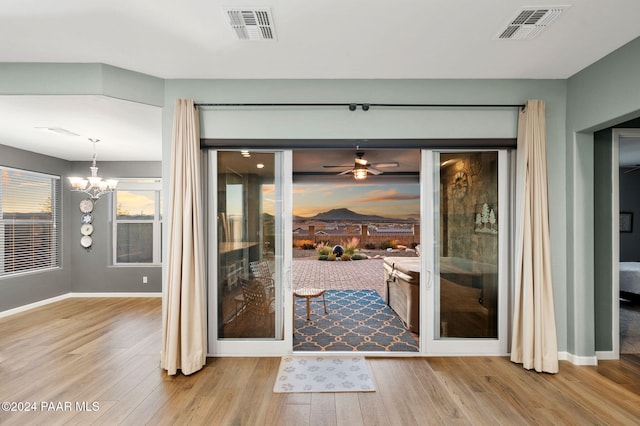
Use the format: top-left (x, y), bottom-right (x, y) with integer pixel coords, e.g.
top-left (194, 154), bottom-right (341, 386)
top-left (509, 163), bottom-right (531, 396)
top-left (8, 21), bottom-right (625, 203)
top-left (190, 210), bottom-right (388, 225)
top-left (142, 276), bottom-right (148, 284)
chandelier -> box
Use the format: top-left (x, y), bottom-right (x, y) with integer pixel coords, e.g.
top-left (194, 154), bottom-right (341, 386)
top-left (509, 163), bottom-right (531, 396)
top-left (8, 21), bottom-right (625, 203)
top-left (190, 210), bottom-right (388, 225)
top-left (68, 138), bottom-right (118, 200)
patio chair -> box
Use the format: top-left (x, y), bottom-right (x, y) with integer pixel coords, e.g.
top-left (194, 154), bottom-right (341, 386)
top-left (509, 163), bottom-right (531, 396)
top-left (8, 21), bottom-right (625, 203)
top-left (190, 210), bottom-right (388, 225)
top-left (240, 277), bottom-right (275, 333)
top-left (249, 260), bottom-right (275, 293)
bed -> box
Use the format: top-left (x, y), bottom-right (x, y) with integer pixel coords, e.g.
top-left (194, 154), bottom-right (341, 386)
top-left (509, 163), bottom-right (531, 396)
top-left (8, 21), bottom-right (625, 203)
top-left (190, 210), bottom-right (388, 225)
top-left (620, 262), bottom-right (640, 297)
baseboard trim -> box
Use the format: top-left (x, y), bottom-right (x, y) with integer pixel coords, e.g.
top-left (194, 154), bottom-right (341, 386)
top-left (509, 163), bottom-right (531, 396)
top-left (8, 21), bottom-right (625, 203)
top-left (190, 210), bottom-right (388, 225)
top-left (68, 292), bottom-right (162, 298)
top-left (0, 294), bottom-right (71, 319)
top-left (558, 351), bottom-right (598, 366)
top-left (596, 350), bottom-right (619, 360)
top-left (0, 292), bottom-right (162, 319)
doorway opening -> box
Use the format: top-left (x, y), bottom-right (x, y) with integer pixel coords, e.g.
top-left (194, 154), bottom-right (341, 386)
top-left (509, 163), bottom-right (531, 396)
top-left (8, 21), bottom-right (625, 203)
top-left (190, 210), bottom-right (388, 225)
top-left (208, 145), bottom-right (511, 357)
top-left (292, 148), bottom-right (421, 352)
top-left (618, 130), bottom-right (640, 354)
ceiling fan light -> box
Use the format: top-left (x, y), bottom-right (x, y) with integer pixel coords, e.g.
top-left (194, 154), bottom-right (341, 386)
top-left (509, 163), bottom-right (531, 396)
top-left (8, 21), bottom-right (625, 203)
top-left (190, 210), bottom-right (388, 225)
top-left (353, 168), bottom-right (368, 180)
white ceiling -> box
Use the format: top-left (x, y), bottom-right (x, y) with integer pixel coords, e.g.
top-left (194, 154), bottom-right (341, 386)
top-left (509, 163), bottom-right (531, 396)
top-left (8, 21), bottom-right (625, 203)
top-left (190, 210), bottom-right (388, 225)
top-left (0, 95), bottom-right (161, 161)
top-left (0, 1), bottom-right (639, 163)
top-left (2, 0), bottom-right (639, 80)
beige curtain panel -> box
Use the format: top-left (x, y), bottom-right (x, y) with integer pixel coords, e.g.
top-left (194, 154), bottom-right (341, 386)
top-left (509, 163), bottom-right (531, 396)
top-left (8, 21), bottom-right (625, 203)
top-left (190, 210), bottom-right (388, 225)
top-left (161, 99), bottom-right (207, 376)
top-left (510, 100), bottom-right (559, 374)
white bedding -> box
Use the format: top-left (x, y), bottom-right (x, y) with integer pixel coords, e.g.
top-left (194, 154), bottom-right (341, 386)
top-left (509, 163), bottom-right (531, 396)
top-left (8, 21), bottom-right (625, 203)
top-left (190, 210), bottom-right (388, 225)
top-left (620, 262), bottom-right (640, 294)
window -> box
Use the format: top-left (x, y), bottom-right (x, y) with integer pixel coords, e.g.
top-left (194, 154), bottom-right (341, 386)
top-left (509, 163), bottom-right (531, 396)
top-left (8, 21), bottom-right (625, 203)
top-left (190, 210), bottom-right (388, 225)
top-left (0, 167), bottom-right (61, 277)
top-left (113, 179), bottom-right (162, 265)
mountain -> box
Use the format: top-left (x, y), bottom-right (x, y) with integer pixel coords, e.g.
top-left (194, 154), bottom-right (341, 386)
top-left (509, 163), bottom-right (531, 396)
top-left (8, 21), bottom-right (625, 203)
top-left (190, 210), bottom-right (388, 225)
top-left (296, 208), bottom-right (414, 222)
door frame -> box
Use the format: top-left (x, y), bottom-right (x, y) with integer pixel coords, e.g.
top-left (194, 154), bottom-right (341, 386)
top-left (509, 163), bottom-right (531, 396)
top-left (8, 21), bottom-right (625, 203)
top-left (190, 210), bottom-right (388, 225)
top-left (206, 149), bottom-right (293, 356)
top-left (421, 149), bottom-right (511, 355)
top-left (204, 144), bottom-right (514, 357)
top-left (602, 128), bottom-right (640, 360)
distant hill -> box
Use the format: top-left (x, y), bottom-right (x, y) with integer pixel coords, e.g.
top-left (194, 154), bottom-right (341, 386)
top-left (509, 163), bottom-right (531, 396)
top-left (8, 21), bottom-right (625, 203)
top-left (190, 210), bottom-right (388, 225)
top-left (295, 208), bottom-right (415, 223)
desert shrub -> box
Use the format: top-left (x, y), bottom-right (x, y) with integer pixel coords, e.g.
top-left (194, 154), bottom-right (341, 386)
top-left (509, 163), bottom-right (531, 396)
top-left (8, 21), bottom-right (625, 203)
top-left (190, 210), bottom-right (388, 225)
top-left (328, 254), bottom-right (337, 261)
top-left (364, 243), bottom-right (377, 250)
top-left (351, 254), bottom-right (367, 261)
top-left (380, 239), bottom-right (399, 250)
top-left (296, 239), bottom-right (315, 250)
top-left (341, 253), bottom-right (352, 261)
top-left (318, 255), bottom-right (329, 261)
top-left (315, 242), bottom-right (332, 257)
top-left (342, 237), bottom-right (360, 256)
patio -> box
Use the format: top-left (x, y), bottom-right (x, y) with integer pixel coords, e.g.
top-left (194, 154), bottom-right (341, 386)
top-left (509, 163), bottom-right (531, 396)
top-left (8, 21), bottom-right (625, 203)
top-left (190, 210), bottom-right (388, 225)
top-left (292, 255), bottom-right (420, 351)
top-left (221, 254), bottom-right (420, 344)
top-left (292, 257), bottom-right (386, 297)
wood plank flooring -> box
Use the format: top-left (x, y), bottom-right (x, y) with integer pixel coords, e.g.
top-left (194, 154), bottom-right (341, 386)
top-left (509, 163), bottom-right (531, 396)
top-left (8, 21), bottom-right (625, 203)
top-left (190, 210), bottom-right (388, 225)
top-left (1, 298), bottom-right (639, 425)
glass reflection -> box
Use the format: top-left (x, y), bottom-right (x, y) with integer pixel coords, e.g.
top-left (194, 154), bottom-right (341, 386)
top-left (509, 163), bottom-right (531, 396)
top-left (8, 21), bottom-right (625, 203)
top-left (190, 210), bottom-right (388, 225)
top-left (217, 151), bottom-right (280, 339)
top-left (439, 152), bottom-right (499, 338)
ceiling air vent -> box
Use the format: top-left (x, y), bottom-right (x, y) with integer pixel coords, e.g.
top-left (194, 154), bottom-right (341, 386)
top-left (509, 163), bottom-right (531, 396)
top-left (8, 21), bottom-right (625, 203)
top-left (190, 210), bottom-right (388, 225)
top-left (223, 8), bottom-right (276, 41)
top-left (497, 6), bottom-right (567, 40)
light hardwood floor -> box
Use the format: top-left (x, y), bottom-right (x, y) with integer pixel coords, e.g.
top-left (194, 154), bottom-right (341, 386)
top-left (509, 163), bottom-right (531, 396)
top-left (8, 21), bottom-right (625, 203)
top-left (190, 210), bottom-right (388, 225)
top-left (1, 297), bottom-right (639, 425)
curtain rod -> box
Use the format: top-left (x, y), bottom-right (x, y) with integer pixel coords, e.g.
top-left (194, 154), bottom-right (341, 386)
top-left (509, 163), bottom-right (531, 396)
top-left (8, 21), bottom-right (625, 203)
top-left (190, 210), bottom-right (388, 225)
top-left (195, 102), bottom-right (525, 111)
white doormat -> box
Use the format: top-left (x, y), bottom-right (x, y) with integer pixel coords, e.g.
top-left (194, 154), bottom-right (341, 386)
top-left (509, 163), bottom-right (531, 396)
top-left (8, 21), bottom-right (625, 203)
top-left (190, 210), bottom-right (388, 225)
top-left (273, 356), bottom-right (375, 393)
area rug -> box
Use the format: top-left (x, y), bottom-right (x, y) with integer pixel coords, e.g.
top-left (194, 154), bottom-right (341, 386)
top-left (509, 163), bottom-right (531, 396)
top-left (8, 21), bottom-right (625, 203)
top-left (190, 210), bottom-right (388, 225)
top-left (273, 356), bottom-right (375, 393)
top-left (293, 289), bottom-right (419, 352)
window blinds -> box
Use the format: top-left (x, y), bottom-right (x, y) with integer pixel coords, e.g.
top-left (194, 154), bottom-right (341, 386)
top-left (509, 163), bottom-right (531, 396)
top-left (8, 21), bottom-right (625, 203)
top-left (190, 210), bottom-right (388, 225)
top-left (0, 167), bottom-right (61, 277)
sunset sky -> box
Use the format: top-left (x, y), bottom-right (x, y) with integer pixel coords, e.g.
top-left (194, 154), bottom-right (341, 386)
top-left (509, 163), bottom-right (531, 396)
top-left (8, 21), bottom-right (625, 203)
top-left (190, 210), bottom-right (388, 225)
top-left (293, 182), bottom-right (420, 219)
top-left (1, 170), bottom-right (54, 213)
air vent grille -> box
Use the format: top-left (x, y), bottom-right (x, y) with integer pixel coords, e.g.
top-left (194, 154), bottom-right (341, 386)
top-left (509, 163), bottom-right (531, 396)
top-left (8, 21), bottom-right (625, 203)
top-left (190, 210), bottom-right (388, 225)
top-left (498, 7), bottom-right (567, 40)
top-left (223, 8), bottom-right (276, 41)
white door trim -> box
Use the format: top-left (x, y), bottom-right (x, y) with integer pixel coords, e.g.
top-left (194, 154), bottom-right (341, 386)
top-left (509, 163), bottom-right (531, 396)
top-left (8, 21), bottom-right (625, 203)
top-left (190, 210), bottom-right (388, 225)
top-left (421, 149), bottom-right (510, 356)
top-left (207, 149), bottom-right (293, 357)
top-left (604, 128), bottom-right (640, 360)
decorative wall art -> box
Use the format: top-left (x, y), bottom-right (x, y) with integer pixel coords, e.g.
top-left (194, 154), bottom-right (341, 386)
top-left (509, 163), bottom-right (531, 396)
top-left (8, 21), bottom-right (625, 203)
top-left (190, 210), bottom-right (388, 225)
top-left (79, 198), bottom-right (94, 250)
top-left (620, 212), bottom-right (633, 233)
top-left (475, 202), bottom-right (497, 234)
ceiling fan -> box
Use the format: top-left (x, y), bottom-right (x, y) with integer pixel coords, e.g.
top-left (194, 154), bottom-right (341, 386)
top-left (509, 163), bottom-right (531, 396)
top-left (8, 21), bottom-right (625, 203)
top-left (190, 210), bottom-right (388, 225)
top-left (323, 151), bottom-right (399, 180)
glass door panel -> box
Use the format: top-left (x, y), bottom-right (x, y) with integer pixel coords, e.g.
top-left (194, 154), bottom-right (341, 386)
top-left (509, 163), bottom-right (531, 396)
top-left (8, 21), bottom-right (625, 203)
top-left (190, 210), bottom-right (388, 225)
top-left (423, 150), bottom-right (509, 355)
top-left (438, 152), bottom-right (498, 338)
top-left (209, 150), bottom-right (292, 355)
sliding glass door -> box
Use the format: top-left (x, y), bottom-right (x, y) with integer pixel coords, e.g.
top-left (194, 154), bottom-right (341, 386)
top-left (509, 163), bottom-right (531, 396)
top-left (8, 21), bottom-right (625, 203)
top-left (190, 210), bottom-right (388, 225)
top-left (205, 147), bottom-right (509, 356)
top-left (422, 150), bottom-right (509, 355)
top-left (207, 150), bottom-right (292, 356)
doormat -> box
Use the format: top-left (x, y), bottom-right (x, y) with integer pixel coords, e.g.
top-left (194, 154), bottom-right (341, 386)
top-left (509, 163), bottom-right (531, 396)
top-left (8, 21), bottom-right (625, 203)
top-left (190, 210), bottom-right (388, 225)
top-left (273, 356), bottom-right (375, 393)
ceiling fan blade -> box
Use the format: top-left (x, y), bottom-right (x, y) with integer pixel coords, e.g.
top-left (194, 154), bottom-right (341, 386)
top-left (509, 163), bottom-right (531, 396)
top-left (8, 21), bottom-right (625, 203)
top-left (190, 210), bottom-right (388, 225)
top-left (371, 161), bottom-right (399, 168)
top-left (367, 167), bottom-right (384, 175)
top-left (337, 169), bottom-right (353, 176)
top-left (355, 157), bottom-right (368, 166)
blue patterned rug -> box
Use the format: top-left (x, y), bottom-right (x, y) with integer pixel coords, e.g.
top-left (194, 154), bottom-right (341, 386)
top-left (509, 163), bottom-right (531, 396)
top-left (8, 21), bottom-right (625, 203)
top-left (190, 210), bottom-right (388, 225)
top-left (293, 290), bottom-right (419, 352)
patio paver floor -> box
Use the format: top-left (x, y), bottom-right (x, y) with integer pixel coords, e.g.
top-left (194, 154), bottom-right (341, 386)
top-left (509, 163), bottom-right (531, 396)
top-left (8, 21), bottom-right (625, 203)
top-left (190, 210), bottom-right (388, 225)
top-left (293, 258), bottom-right (386, 297)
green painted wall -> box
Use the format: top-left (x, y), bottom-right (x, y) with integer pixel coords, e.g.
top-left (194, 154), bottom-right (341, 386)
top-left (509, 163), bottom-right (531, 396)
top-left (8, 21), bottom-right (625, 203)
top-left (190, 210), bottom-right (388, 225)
top-left (567, 36), bottom-right (640, 356)
top-left (164, 77), bottom-right (570, 351)
top-left (593, 129), bottom-right (614, 352)
top-left (0, 63), bottom-right (164, 106)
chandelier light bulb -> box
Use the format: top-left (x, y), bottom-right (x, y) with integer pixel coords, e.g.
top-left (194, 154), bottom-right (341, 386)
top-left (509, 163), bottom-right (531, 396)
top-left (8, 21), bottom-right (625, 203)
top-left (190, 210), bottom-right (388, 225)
top-left (68, 138), bottom-right (118, 200)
